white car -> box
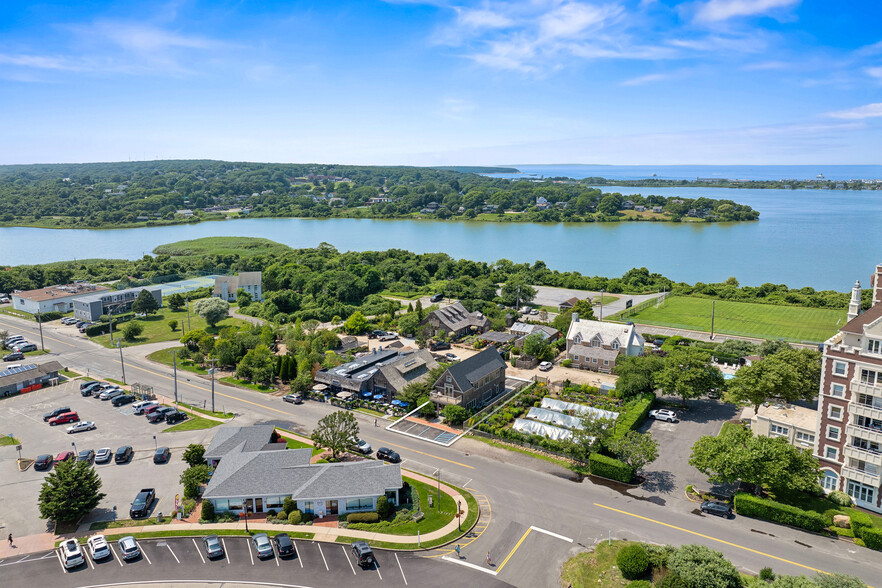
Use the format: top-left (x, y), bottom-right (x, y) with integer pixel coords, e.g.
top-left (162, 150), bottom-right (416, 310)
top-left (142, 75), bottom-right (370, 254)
top-left (132, 400), bottom-right (158, 414)
top-left (67, 421), bottom-right (96, 434)
top-left (353, 439), bottom-right (372, 454)
top-left (87, 535), bottom-right (111, 560)
top-left (95, 447), bottom-right (113, 463)
top-left (649, 409), bottom-right (678, 423)
top-left (538, 361), bottom-right (553, 371)
top-left (60, 538), bottom-right (85, 568)
top-left (118, 535), bottom-right (140, 560)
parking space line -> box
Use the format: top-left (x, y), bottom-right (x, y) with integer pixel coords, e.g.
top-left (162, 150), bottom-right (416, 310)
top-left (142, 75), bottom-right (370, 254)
top-left (108, 544), bottom-right (124, 567)
top-left (317, 543), bottom-right (329, 570)
top-left (85, 551), bottom-right (95, 569)
top-left (248, 540), bottom-right (255, 566)
top-left (55, 549), bottom-right (67, 573)
top-left (341, 545), bottom-right (357, 575)
top-left (166, 543), bottom-right (180, 563)
top-left (381, 440), bottom-right (474, 469)
top-left (375, 562), bottom-right (382, 579)
top-left (273, 545), bottom-right (279, 566)
top-left (495, 527), bottom-right (532, 574)
top-left (529, 525), bottom-right (573, 543)
top-left (15, 555), bottom-right (30, 563)
top-left (192, 539), bottom-right (206, 564)
top-left (222, 538), bottom-right (231, 564)
top-left (139, 541), bottom-right (152, 565)
top-left (293, 541), bottom-right (303, 568)
top-left (441, 555), bottom-right (497, 575)
top-left (395, 553), bottom-right (408, 585)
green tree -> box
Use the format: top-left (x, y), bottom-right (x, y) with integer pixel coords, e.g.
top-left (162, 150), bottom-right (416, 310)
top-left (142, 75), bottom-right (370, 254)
top-left (167, 319), bottom-right (178, 332)
top-left (182, 443), bottom-right (206, 467)
top-left (122, 321), bottom-right (143, 341)
top-left (180, 328), bottom-right (208, 350)
top-left (727, 349), bottom-right (821, 413)
top-left (343, 311), bottom-right (368, 334)
top-left (500, 274), bottom-right (537, 306)
top-left (38, 459), bottom-right (106, 523)
top-left (131, 289), bottom-right (159, 315)
top-left (758, 339), bottom-right (792, 356)
top-left (666, 545), bottom-right (741, 588)
top-left (235, 344), bottom-right (275, 383)
top-left (442, 404), bottom-right (469, 426)
top-left (213, 339), bottom-right (237, 367)
top-left (655, 347), bottom-right (723, 406)
top-left (180, 464), bottom-right (210, 499)
top-left (311, 410), bottom-right (360, 461)
top-left (415, 299), bottom-right (424, 320)
top-left (200, 498), bottom-right (215, 521)
top-left (167, 293), bottom-right (185, 311)
top-left (236, 288), bottom-right (252, 307)
top-left (570, 416), bottom-right (616, 458)
top-left (608, 430), bottom-right (659, 472)
top-left (614, 354), bottom-right (664, 398)
top-left (552, 302), bottom-right (596, 332)
top-left (397, 312), bottom-right (421, 337)
top-left (523, 333), bottom-right (554, 361)
top-left (193, 297), bottom-right (230, 327)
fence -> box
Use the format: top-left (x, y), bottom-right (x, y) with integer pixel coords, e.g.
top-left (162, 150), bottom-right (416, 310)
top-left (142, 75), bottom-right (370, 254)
top-left (613, 292), bottom-right (668, 320)
top-left (468, 428), bottom-right (588, 466)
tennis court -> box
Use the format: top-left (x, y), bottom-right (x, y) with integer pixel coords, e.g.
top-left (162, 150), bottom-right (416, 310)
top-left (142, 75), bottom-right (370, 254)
top-left (158, 275), bottom-right (221, 297)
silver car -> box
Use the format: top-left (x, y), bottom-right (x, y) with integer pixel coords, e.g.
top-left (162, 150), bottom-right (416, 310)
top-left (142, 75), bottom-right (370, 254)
top-left (202, 535), bottom-right (224, 559)
top-left (118, 535), bottom-right (140, 560)
top-left (251, 533), bottom-right (274, 559)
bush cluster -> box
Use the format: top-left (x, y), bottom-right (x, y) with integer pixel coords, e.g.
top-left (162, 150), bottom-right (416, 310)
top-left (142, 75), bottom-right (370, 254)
top-left (861, 526), bottom-right (882, 551)
top-left (611, 393), bottom-right (654, 441)
top-left (849, 511), bottom-right (872, 538)
top-left (734, 493), bottom-right (826, 532)
top-left (346, 512), bottom-right (380, 524)
top-left (616, 543), bottom-right (649, 580)
top-left (288, 510), bottom-right (302, 525)
top-left (200, 500), bottom-right (215, 521)
top-left (827, 491), bottom-right (852, 507)
top-left (589, 453), bottom-right (634, 483)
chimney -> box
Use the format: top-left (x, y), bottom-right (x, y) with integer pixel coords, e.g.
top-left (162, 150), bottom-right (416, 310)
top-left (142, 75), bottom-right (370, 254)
top-left (874, 264), bottom-right (882, 306)
top-left (572, 312), bottom-right (579, 323)
top-left (847, 280), bottom-right (861, 323)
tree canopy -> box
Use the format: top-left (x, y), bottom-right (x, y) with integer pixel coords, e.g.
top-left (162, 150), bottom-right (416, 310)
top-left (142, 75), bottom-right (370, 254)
top-left (311, 410), bottom-right (360, 461)
top-left (193, 297), bottom-right (230, 327)
top-left (38, 459), bottom-right (106, 523)
top-left (655, 347), bottom-right (724, 405)
top-left (132, 289), bottom-right (159, 315)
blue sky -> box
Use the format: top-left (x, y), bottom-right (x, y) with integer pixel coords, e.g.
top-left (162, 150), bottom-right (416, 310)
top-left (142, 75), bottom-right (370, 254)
top-left (0, 0), bottom-right (880, 165)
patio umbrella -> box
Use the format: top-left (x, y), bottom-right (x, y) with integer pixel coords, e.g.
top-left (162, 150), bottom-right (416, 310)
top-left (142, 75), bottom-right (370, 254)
top-left (361, 391), bottom-right (372, 397)
top-left (373, 394), bottom-right (385, 400)
top-left (390, 400), bottom-right (400, 406)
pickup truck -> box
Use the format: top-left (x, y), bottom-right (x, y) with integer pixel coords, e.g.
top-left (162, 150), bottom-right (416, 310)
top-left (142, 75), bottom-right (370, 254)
top-left (130, 488), bottom-right (156, 519)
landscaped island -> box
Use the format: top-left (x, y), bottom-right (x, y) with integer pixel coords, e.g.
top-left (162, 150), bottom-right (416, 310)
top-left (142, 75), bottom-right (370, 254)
top-left (0, 160), bottom-right (758, 229)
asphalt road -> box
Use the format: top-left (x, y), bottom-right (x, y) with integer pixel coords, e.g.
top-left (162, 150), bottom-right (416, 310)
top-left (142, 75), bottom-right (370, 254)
top-left (2, 314), bottom-right (881, 587)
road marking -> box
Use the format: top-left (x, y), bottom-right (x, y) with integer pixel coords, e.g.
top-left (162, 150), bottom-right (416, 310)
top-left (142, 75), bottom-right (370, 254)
top-left (441, 555), bottom-right (497, 575)
top-left (55, 549), bottom-right (67, 573)
top-left (381, 440), bottom-right (474, 469)
top-left (191, 539), bottom-right (205, 564)
top-left (593, 503), bottom-right (831, 576)
top-left (274, 545), bottom-right (280, 567)
top-left (395, 553), bottom-right (408, 585)
top-left (16, 555), bottom-right (30, 563)
top-left (317, 543), bottom-right (329, 570)
top-left (464, 479), bottom-right (473, 488)
top-left (108, 544), bottom-right (124, 567)
top-left (424, 492), bottom-right (491, 559)
top-left (166, 543), bottom-right (180, 564)
top-left (248, 540), bottom-right (254, 565)
top-left (138, 541), bottom-right (152, 565)
top-left (222, 538), bottom-right (231, 565)
top-left (529, 525), bottom-right (573, 543)
top-left (495, 527), bottom-right (532, 574)
top-left (342, 545), bottom-right (357, 575)
top-left (293, 541), bottom-right (303, 568)
top-left (86, 551), bottom-right (96, 569)
top-left (375, 561), bottom-right (383, 579)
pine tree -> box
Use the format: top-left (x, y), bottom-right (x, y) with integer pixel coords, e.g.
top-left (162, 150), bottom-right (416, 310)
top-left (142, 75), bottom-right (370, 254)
top-left (38, 460), bottom-right (106, 524)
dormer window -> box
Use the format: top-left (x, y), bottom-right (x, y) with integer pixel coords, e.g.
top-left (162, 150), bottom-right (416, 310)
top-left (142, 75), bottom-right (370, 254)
top-left (611, 342), bottom-right (620, 350)
top-left (869, 339), bottom-right (882, 354)
top-left (591, 335), bottom-right (602, 348)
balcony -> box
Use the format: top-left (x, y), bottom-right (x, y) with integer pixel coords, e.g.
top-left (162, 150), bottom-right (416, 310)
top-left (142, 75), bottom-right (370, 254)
top-left (850, 379), bottom-right (882, 401)
top-left (842, 466), bottom-right (880, 486)
top-left (843, 445), bottom-right (882, 468)
top-left (429, 392), bottom-right (459, 406)
top-left (849, 400), bottom-right (882, 422)
top-left (846, 423), bottom-right (882, 446)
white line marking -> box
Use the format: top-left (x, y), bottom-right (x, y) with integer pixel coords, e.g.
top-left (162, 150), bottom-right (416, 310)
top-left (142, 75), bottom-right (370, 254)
top-left (464, 478), bottom-right (473, 488)
top-left (166, 544), bottom-right (180, 564)
top-left (396, 553), bottom-right (408, 585)
top-left (108, 544), bottom-right (123, 567)
top-left (293, 541), bottom-right (303, 568)
top-left (274, 546), bottom-right (280, 567)
top-left (55, 549), bottom-right (67, 573)
top-left (139, 541), bottom-right (152, 565)
top-left (248, 540), bottom-right (255, 566)
top-left (222, 538), bottom-right (231, 565)
top-left (192, 539), bottom-right (205, 564)
top-left (529, 526), bottom-right (574, 543)
top-left (41, 552), bottom-right (57, 560)
top-left (317, 543), bottom-right (329, 571)
top-left (342, 545), bottom-right (356, 575)
top-left (86, 551), bottom-right (95, 569)
top-left (16, 555), bottom-right (30, 563)
top-left (375, 560), bottom-right (383, 580)
top-left (441, 555), bottom-right (497, 575)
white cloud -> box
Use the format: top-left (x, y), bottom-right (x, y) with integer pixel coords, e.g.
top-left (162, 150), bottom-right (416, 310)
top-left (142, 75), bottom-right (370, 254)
top-left (866, 66), bottom-right (882, 80)
top-left (620, 72), bottom-right (670, 86)
top-left (438, 97), bottom-right (476, 119)
top-left (0, 54), bottom-right (86, 71)
top-left (693, 0), bottom-right (800, 23)
top-left (537, 2), bottom-right (620, 41)
top-left (456, 8), bottom-right (513, 29)
top-left (741, 60), bottom-right (788, 70)
top-left (827, 103), bottom-right (882, 120)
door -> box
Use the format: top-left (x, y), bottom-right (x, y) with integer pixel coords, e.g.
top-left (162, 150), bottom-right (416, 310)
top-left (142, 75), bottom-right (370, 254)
top-left (327, 500), bottom-right (338, 515)
top-left (245, 498), bottom-right (253, 513)
top-left (255, 498), bottom-right (263, 513)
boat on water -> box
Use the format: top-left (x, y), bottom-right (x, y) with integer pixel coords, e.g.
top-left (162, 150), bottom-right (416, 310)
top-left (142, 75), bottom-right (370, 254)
top-left (817, 174), bottom-right (825, 179)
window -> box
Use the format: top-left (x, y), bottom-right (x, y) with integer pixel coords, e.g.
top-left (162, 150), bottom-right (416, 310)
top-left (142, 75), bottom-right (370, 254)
top-left (856, 415), bottom-right (882, 430)
top-left (795, 431), bottom-right (815, 443)
top-left (611, 342), bottom-right (620, 350)
top-left (852, 437), bottom-right (881, 453)
top-left (829, 405), bottom-right (843, 420)
top-left (345, 498), bottom-right (374, 512)
top-left (603, 360), bottom-right (610, 366)
top-left (833, 362), bottom-right (847, 376)
top-left (265, 496), bottom-right (285, 509)
top-left (847, 481), bottom-right (876, 504)
top-left (301, 501), bottom-right (314, 514)
top-left (830, 384), bottom-right (845, 397)
top-left (770, 424), bottom-right (789, 436)
top-left (821, 470), bottom-right (838, 492)
top-left (827, 426), bottom-right (841, 441)
top-left (860, 369), bottom-right (881, 386)
top-left (214, 499), bottom-right (229, 511)
top-left (591, 339), bottom-right (600, 347)
top-left (573, 355), bottom-right (579, 361)
top-left (825, 446), bottom-right (839, 460)
top-left (592, 357), bottom-right (598, 363)
top-left (868, 339), bottom-right (882, 354)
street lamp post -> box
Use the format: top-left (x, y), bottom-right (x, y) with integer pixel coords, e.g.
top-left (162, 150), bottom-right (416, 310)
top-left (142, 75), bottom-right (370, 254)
top-left (208, 358), bottom-right (217, 413)
top-left (36, 311), bottom-right (45, 351)
top-left (457, 499), bottom-right (462, 531)
top-left (599, 289), bottom-right (605, 322)
top-left (153, 435), bottom-right (157, 450)
top-left (71, 440), bottom-right (77, 455)
top-left (116, 340), bottom-right (126, 384)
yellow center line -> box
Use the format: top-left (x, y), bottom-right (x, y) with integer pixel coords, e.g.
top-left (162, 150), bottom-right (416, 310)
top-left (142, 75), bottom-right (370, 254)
top-left (381, 440), bottom-right (474, 470)
top-left (495, 527), bottom-right (532, 574)
top-left (593, 503), bottom-right (833, 576)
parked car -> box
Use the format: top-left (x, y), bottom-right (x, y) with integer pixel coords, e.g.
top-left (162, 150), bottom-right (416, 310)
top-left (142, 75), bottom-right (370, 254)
top-left (118, 535), bottom-right (141, 560)
top-left (4, 335), bottom-right (24, 347)
top-left (67, 420), bottom-right (96, 434)
top-left (444, 353), bottom-right (459, 361)
top-left (283, 393), bottom-right (303, 404)
top-left (376, 447), bottom-right (401, 463)
top-left (165, 410), bottom-right (188, 424)
top-left (95, 447), bottom-right (113, 463)
top-left (60, 538), bottom-right (85, 569)
top-left (0, 296), bottom-right (9, 303)
top-left (61, 317), bottom-right (78, 325)
top-left (3, 352), bottom-right (24, 361)
top-left (132, 400), bottom-right (158, 414)
top-left (351, 540), bottom-right (375, 567)
top-left (44, 406), bottom-right (72, 422)
top-left (430, 293), bottom-right (444, 303)
top-left (148, 406), bottom-right (176, 423)
top-left (80, 381), bottom-right (103, 396)
top-left (153, 447), bottom-right (171, 463)
top-left (379, 332), bottom-right (399, 341)
top-left (34, 454), bottom-right (54, 470)
top-left (99, 388), bottom-right (124, 401)
top-left (77, 323), bottom-right (93, 333)
top-left (112, 394), bottom-right (136, 407)
top-left (55, 451), bottom-right (74, 463)
top-left (251, 533), bottom-right (274, 559)
top-left (273, 533), bottom-right (295, 557)
top-left (352, 439), bottom-right (372, 454)
top-left (76, 449), bottom-right (95, 464)
top-left (115, 445), bottom-right (134, 464)
top-left (49, 411), bottom-right (79, 426)
top-left (530, 308), bottom-right (539, 315)
top-left (700, 501), bottom-right (733, 518)
top-left (141, 403), bottom-right (164, 416)
top-left (13, 342), bottom-right (37, 352)
top-left (429, 341), bottom-right (451, 351)
top-left (202, 535), bottom-right (224, 559)
top-left (649, 409), bottom-right (678, 423)
top-left (87, 535), bottom-right (112, 560)
top-left (129, 488), bottom-right (155, 518)
top-left (538, 361), bottom-right (553, 371)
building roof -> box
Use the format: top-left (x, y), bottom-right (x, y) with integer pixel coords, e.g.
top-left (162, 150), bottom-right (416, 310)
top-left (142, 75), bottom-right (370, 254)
top-left (236, 272), bottom-right (262, 287)
top-left (314, 348), bottom-right (401, 389)
top-left (754, 403), bottom-right (818, 432)
top-left (427, 302), bottom-right (490, 333)
top-left (12, 283), bottom-right (108, 302)
top-left (841, 301), bottom-right (882, 335)
top-left (566, 315), bottom-right (644, 349)
top-left (0, 360), bottom-right (63, 386)
top-left (439, 347), bottom-right (507, 391)
top-left (204, 424), bottom-right (278, 460)
top-left (376, 349), bottom-right (438, 393)
top-left (569, 344), bottom-right (620, 362)
top-left (74, 286), bottom-right (161, 304)
top-left (479, 331), bottom-right (518, 344)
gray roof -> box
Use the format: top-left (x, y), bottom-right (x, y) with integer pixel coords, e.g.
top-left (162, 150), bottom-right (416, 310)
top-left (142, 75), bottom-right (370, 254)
top-left (74, 286), bottom-right (161, 304)
top-left (479, 331), bottom-right (518, 344)
top-left (428, 302), bottom-right (490, 333)
top-left (203, 450), bottom-right (402, 500)
top-left (0, 360), bottom-right (63, 386)
top-left (204, 425), bottom-right (277, 460)
top-left (439, 347), bottom-right (506, 391)
top-left (570, 344), bottom-right (620, 362)
top-left (376, 349), bottom-right (438, 393)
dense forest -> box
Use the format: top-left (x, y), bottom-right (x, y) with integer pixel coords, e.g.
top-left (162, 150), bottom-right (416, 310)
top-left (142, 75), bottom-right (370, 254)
top-left (0, 160), bottom-right (758, 228)
top-left (580, 176), bottom-right (881, 190)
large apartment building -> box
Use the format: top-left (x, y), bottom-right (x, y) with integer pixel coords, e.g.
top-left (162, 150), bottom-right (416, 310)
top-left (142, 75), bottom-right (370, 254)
top-left (815, 264), bottom-right (882, 513)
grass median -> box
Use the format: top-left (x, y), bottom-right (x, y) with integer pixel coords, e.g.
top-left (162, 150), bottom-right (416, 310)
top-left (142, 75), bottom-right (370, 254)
top-left (164, 415), bottom-right (223, 432)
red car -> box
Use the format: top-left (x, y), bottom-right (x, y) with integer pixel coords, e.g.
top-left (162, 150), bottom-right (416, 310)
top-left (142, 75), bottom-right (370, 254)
top-left (55, 451), bottom-right (75, 463)
top-left (49, 412), bottom-right (79, 426)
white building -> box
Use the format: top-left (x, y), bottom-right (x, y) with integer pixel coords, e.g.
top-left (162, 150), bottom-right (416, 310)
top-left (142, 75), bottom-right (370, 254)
top-left (564, 313), bottom-right (644, 373)
top-left (11, 283), bottom-right (109, 315)
top-left (214, 272), bottom-right (263, 302)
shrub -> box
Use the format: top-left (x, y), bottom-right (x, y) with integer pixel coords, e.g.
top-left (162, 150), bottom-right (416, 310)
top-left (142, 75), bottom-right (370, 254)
top-left (645, 544), bottom-right (676, 569)
top-left (266, 509), bottom-right (277, 517)
top-left (200, 500), bottom-right (215, 521)
top-left (827, 491), bottom-right (852, 507)
top-left (655, 571), bottom-right (688, 588)
top-left (346, 512), bottom-right (380, 523)
top-left (861, 526), bottom-right (882, 551)
top-left (667, 544), bottom-right (741, 588)
top-left (616, 543), bottom-right (649, 580)
top-left (283, 497), bottom-right (295, 515)
top-left (589, 453), bottom-right (634, 483)
top-left (561, 359), bottom-right (573, 368)
top-left (85, 323), bottom-right (110, 337)
top-left (734, 493), bottom-right (826, 532)
top-left (759, 567), bottom-right (775, 581)
top-left (849, 511), bottom-right (872, 539)
top-left (377, 496), bottom-right (393, 519)
top-left (627, 582), bottom-right (652, 588)
top-left (122, 321), bottom-right (143, 340)
top-left (611, 393), bottom-right (655, 440)
top-left (288, 510), bottom-right (302, 525)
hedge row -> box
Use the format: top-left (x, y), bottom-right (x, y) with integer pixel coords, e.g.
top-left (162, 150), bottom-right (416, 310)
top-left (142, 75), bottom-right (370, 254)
top-left (849, 511), bottom-right (873, 539)
top-left (84, 313), bottom-right (135, 336)
top-left (612, 393), bottom-right (655, 440)
top-left (733, 493), bottom-right (826, 532)
top-left (589, 453), bottom-right (634, 483)
top-left (861, 526), bottom-right (882, 551)
top-left (346, 512), bottom-right (379, 524)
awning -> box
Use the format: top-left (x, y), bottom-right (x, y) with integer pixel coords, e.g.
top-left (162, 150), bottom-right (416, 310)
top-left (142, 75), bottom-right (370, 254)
top-left (336, 391), bottom-right (353, 400)
top-left (313, 384), bottom-right (329, 392)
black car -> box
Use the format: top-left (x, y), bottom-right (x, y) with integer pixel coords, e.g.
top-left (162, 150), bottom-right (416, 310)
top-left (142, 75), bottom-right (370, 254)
top-left (165, 410), bottom-right (188, 424)
top-left (115, 445), bottom-right (133, 464)
top-left (430, 293), bottom-right (444, 303)
top-left (153, 447), bottom-right (171, 464)
top-left (376, 447), bottom-right (401, 463)
top-left (3, 351), bottom-right (24, 361)
top-left (34, 454), bottom-right (53, 470)
top-left (112, 394), bottom-right (136, 407)
top-left (351, 540), bottom-right (374, 567)
top-left (429, 341), bottom-right (451, 351)
top-left (147, 407), bottom-right (176, 423)
top-left (700, 501), bottom-right (733, 518)
top-left (43, 407), bottom-right (72, 422)
top-left (273, 533), bottom-right (295, 557)
top-left (76, 449), bottom-right (95, 464)
top-left (80, 381), bottom-right (102, 396)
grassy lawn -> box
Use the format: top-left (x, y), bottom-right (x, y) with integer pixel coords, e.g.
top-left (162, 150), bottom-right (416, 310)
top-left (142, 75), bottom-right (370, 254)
top-left (105, 377), bottom-right (127, 386)
top-left (153, 236), bottom-right (294, 260)
top-left (0, 307), bottom-right (37, 321)
top-left (60, 369), bottom-right (81, 378)
top-left (355, 407), bottom-right (386, 418)
top-left (773, 492), bottom-right (882, 530)
top-left (626, 296), bottom-right (843, 343)
top-left (90, 517), bottom-right (176, 531)
top-left (91, 306), bottom-right (250, 348)
top-left (219, 376), bottom-right (273, 392)
top-left (176, 401), bottom-right (234, 419)
top-left (344, 476), bottom-right (456, 536)
top-left (594, 294), bottom-right (619, 306)
top-left (0, 435), bottom-right (21, 446)
top-left (560, 540), bottom-right (634, 587)
top-left (163, 415), bottom-right (223, 432)
top-left (283, 437), bottom-right (324, 456)
top-left (147, 346), bottom-right (209, 375)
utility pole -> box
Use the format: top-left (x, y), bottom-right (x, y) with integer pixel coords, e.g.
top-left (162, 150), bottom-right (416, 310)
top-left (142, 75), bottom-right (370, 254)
top-left (173, 349), bottom-right (178, 407)
top-left (208, 358), bottom-right (217, 413)
top-left (116, 341), bottom-right (126, 384)
top-left (36, 311), bottom-right (45, 351)
top-left (435, 468), bottom-right (441, 510)
top-left (599, 289), bottom-right (605, 321)
top-left (186, 299), bottom-right (191, 332)
top-left (710, 300), bottom-right (716, 341)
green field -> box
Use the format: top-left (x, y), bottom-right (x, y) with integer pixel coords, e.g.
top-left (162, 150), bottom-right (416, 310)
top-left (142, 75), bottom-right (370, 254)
top-left (627, 296), bottom-right (844, 343)
top-left (153, 236), bottom-right (293, 259)
top-left (91, 307), bottom-right (250, 348)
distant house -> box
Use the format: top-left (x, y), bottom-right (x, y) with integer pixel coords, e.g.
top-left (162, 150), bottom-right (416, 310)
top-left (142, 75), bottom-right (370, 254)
top-left (482, 204), bottom-right (499, 213)
top-left (12, 282), bottom-right (109, 315)
top-left (536, 197), bottom-right (549, 210)
top-left (371, 349), bottom-right (439, 401)
top-left (422, 302), bottom-right (491, 339)
top-left (314, 348), bottom-right (401, 395)
top-left (652, 206), bottom-right (664, 213)
top-left (621, 200), bottom-right (635, 210)
top-left (634, 205), bottom-right (646, 212)
top-left (367, 197), bottom-right (391, 205)
top-left (558, 296), bottom-right (586, 311)
top-left (743, 355), bottom-right (763, 367)
top-left (176, 209), bottom-right (194, 217)
top-left (73, 287), bottom-right (163, 321)
top-left (510, 322), bottom-right (560, 343)
top-left (426, 202), bottom-right (439, 211)
top-left (565, 313), bottom-right (644, 373)
top-left (214, 272), bottom-right (263, 302)
top-left (430, 348), bottom-right (507, 410)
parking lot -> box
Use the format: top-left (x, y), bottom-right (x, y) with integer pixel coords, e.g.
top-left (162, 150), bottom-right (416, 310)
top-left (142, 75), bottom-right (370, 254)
top-left (0, 535), bottom-right (511, 588)
top-left (0, 381), bottom-right (217, 536)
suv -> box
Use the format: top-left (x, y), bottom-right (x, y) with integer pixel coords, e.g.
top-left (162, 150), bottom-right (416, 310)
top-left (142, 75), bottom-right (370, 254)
top-left (130, 488), bottom-right (156, 518)
top-left (283, 393), bottom-right (302, 404)
top-left (351, 540), bottom-right (375, 567)
top-left (118, 536), bottom-right (141, 560)
top-left (3, 351), bottom-right (24, 362)
top-left (80, 381), bottom-right (103, 396)
top-left (538, 361), bottom-right (553, 371)
top-left (44, 406), bottom-right (72, 422)
top-left (60, 539), bottom-right (85, 569)
top-left (252, 533), bottom-right (274, 559)
top-left (112, 394), bottom-right (135, 407)
top-left (352, 439), bottom-right (372, 454)
top-left (115, 445), bottom-right (134, 464)
top-left (700, 501), bottom-right (733, 518)
top-left (376, 447), bottom-right (400, 463)
top-left (429, 341), bottom-right (451, 351)
top-left (379, 332), bottom-right (399, 341)
top-left (367, 329), bottom-right (386, 339)
top-left (87, 535), bottom-right (111, 560)
top-left (133, 400), bottom-right (158, 415)
top-left (13, 342), bottom-right (37, 352)
top-left (430, 293), bottom-right (444, 303)
top-left (148, 407), bottom-right (176, 423)
top-left (649, 409), bottom-right (678, 423)
top-left (165, 410), bottom-right (188, 424)
top-left (273, 533), bottom-right (295, 557)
